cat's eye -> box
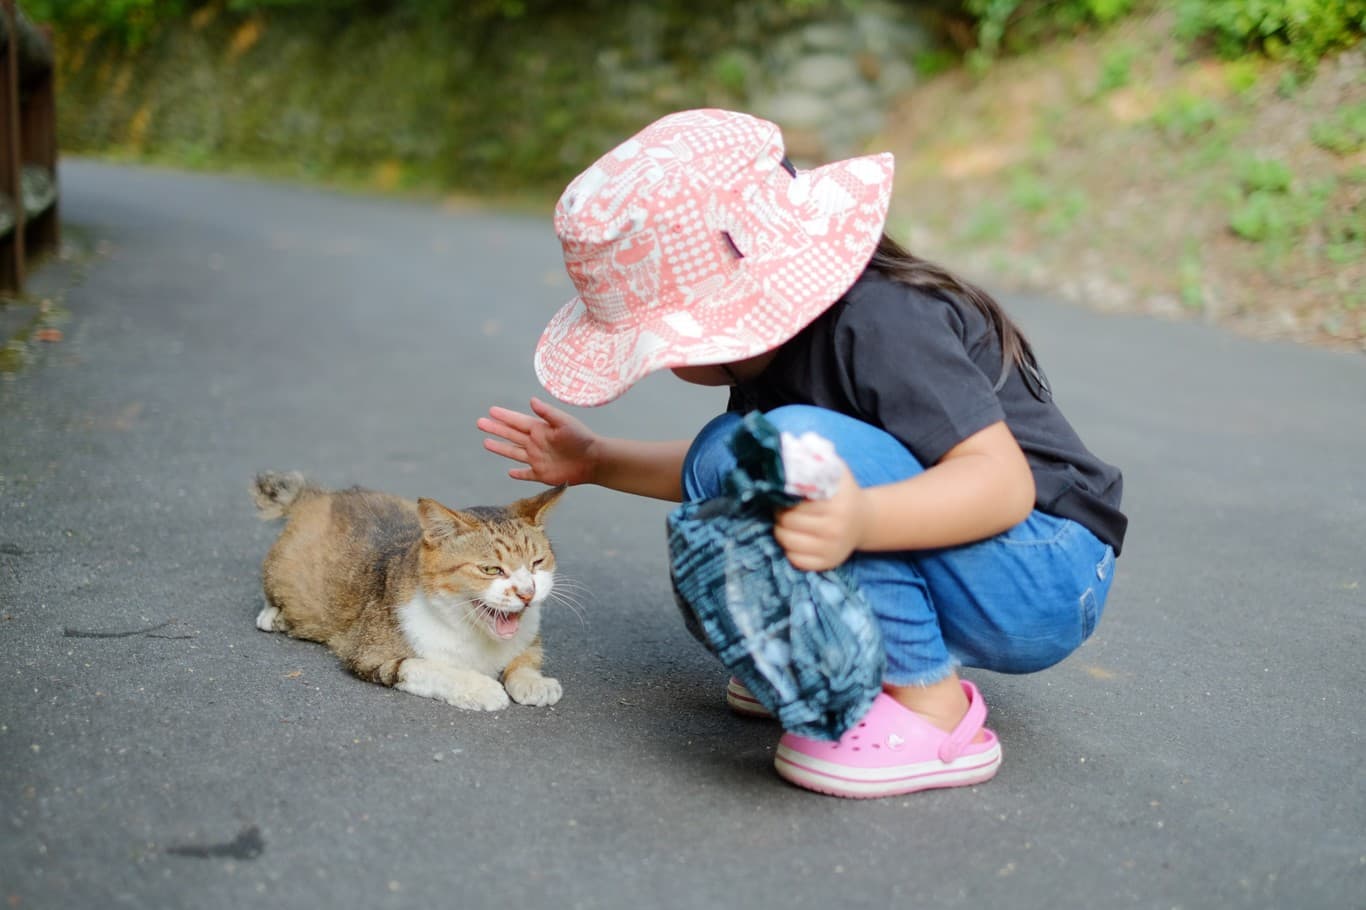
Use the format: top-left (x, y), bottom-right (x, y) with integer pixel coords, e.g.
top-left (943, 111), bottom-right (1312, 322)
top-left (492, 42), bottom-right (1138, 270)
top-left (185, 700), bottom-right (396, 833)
top-left (532, 558), bottom-right (546, 569)
top-left (480, 565), bottom-right (504, 576)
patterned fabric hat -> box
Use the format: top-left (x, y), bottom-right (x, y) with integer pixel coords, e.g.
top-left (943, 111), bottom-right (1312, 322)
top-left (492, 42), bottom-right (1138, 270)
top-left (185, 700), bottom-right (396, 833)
top-left (535, 108), bottom-right (895, 407)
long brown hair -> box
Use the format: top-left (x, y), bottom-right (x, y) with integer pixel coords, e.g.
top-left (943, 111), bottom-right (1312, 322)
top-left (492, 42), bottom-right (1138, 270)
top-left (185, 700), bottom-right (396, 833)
top-left (867, 233), bottom-right (1050, 400)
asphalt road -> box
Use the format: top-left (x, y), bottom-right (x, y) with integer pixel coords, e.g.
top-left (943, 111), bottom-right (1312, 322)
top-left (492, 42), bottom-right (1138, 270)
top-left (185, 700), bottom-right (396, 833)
top-left (1, 160), bottom-right (1362, 910)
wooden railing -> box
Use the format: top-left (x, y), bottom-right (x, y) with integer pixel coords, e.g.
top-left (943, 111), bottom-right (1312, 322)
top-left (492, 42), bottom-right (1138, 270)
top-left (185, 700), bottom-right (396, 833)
top-left (0, 0), bottom-right (57, 294)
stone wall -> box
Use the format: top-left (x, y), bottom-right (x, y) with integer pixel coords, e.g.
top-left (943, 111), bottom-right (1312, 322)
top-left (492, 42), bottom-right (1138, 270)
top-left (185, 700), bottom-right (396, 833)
top-left (748, 3), bottom-right (930, 163)
top-left (54, 2), bottom-right (938, 191)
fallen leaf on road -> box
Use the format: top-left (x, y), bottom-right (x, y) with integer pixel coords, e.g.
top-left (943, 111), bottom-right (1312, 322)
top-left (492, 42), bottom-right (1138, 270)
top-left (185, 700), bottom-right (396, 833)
top-left (283, 670), bottom-right (302, 679)
top-left (34, 328), bottom-right (62, 343)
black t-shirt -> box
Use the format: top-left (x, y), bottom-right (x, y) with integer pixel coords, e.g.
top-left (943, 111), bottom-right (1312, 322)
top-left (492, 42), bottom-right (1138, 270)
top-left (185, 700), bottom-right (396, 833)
top-left (727, 269), bottom-right (1128, 554)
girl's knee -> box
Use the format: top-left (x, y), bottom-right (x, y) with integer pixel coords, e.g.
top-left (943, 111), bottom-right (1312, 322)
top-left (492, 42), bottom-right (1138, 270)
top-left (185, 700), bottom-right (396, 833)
top-left (682, 413), bottom-right (742, 501)
top-left (764, 404), bottom-right (862, 438)
top-left (763, 405), bottom-right (924, 485)
top-left (984, 640), bottom-right (1075, 675)
top-left (954, 626), bottom-right (1082, 675)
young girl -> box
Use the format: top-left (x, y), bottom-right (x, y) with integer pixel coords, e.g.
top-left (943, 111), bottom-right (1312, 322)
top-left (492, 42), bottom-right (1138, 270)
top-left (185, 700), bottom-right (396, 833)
top-left (479, 108), bottom-right (1125, 799)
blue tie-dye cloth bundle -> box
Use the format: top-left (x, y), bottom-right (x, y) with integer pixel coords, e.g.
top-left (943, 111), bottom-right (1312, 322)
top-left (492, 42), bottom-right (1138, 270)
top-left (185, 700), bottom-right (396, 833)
top-left (666, 412), bottom-right (885, 741)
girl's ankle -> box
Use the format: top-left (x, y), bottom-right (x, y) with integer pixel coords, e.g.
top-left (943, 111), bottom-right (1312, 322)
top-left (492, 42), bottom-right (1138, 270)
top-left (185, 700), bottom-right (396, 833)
top-left (883, 675), bottom-right (982, 740)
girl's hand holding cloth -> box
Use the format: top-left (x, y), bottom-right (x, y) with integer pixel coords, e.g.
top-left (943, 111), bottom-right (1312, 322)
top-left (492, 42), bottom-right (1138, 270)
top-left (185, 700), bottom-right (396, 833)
top-left (667, 412), bottom-right (885, 741)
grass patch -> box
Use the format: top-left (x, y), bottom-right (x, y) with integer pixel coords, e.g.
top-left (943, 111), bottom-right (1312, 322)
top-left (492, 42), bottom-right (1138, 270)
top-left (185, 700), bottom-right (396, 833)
top-left (1310, 102), bottom-right (1366, 156)
top-left (888, 11), bottom-right (1366, 349)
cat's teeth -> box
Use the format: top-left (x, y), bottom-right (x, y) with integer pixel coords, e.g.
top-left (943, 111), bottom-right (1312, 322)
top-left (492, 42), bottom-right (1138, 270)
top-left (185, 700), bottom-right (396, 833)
top-left (493, 610), bottom-right (521, 639)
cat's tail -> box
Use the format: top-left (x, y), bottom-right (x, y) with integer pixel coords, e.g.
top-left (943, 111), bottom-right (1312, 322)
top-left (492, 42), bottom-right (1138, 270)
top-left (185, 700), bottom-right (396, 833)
top-left (251, 471), bottom-right (313, 521)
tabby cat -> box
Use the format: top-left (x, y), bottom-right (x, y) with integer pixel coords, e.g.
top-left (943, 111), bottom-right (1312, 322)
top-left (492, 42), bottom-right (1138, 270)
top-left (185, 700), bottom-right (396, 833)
top-left (251, 471), bottom-right (567, 711)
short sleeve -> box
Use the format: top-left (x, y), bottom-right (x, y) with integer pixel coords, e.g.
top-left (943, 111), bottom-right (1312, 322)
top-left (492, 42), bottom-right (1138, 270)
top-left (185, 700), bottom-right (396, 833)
top-left (838, 287), bottom-right (1005, 466)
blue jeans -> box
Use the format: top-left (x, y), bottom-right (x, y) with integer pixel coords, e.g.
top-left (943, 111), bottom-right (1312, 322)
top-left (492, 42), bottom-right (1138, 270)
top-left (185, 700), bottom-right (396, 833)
top-left (681, 406), bottom-right (1117, 686)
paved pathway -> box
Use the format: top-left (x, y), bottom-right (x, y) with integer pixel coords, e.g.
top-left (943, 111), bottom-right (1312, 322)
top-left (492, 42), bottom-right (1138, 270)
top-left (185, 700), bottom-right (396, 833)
top-left (1, 160), bottom-right (1362, 909)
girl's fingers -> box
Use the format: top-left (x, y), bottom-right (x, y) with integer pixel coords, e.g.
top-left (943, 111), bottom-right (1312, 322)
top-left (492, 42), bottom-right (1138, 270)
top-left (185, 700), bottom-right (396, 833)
top-left (789, 553), bottom-right (834, 572)
top-left (480, 413), bottom-right (538, 448)
top-left (482, 437), bottom-right (529, 463)
top-left (529, 396), bottom-right (570, 427)
top-left (773, 525), bottom-right (819, 552)
top-left (775, 507), bottom-right (831, 535)
top-left (486, 406), bottom-right (538, 433)
top-left (774, 531), bottom-right (816, 564)
top-left (774, 527), bottom-right (839, 567)
top-left (475, 418), bottom-right (525, 446)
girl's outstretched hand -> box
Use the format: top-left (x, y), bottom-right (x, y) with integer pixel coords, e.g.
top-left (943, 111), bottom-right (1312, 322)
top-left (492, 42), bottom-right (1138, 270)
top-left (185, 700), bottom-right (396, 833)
top-left (478, 397), bottom-right (599, 487)
top-left (773, 464), bottom-right (868, 572)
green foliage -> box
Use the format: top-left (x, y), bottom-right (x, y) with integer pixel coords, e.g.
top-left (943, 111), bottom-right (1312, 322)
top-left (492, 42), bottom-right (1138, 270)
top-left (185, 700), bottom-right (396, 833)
top-left (963, 0), bottom-right (1134, 68)
top-left (50, 0), bottom-right (853, 194)
top-left (1310, 102), bottom-right (1366, 156)
top-left (1009, 168), bottom-right (1050, 213)
top-left (12, 0), bottom-right (778, 56)
top-left (1150, 92), bottom-right (1223, 142)
top-left (1042, 187), bottom-right (1087, 235)
top-left (1094, 45), bottom-right (1135, 94)
top-left (708, 49), bottom-right (753, 97)
top-left (1322, 197), bottom-right (1364, 264)
top-left (964, 201), bottom-right (1009, 243)
top-left (1227, 160), bottom-right (1333, 255)
top-left (22, 0), bottom-right (602, 45)
top-left (1222, 59), bottom-right (1261, 95)
top-left (1179, 248), bottom-right (1205, 310)
top-left (912, 48), bottom-right (959, 78)
top-left (1237, 155), bottom-right (1293, 193)
top-left (1229, 193), bottom-right (1285, 243)
top-left (23, 0), bottom-right (191, 46)
top-left (1174, 0), bottom-right (1366, 66)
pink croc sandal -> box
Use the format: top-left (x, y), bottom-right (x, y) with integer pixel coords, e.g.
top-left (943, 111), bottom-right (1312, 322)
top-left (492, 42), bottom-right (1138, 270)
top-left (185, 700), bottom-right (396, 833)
top-left (725, 677), bottom-right (774, 719)
top-left (774, 680), bottom-right (1002, 799)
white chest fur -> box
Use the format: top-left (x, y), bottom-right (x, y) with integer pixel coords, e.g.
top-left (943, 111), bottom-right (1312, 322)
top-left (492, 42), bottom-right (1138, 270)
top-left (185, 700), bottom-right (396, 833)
top-left (397, 591), bottom-right (541, 677)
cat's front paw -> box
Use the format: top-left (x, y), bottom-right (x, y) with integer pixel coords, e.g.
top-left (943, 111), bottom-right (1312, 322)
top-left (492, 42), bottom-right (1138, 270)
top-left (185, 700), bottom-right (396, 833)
top-left (505, 669), bottom-right (563, 707)
top-left (397, 660), bottom-right (510, 711)
top-left (256, 604), bottom-right (285, 632)
top-left (447, 676), bottom-right (512, 712)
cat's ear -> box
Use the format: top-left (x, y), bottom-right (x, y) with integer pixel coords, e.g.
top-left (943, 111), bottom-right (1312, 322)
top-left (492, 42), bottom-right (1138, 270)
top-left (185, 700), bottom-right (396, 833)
top-left (417, 498), bottom-right (480, 546)
top-left (511, 484), bottom-right (567, 527)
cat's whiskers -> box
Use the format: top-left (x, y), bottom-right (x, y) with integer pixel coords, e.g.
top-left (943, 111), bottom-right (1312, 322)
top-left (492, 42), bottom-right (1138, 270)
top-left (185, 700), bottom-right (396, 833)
top-left (433, 594), bottom-right (490, 631)
top-left (463, 599), bottom-right (502, 630)
top-left (544, 579), bottom-right (589, 626)
top-left (548, 584), bottom-right (590, 608)
top-left (547, 574), bottom-right (591, 594)
top-left (547, 594), bottom-right (588, 627)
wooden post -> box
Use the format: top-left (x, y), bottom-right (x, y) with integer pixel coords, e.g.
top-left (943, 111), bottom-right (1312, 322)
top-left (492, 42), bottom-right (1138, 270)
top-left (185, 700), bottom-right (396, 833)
top-left (21, 21), bottom-right (56, 252)
top-left (0, 0), bottom-right (25, 293)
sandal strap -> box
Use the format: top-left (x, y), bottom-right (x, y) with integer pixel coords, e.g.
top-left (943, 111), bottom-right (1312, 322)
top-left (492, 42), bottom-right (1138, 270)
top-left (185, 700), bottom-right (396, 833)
top-left (937, 681), bottom-right (988, 762)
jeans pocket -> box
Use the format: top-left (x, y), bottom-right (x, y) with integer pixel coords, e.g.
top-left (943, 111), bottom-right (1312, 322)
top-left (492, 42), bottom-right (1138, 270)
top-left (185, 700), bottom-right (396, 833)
top-left (1079, 587), bottom-right (1099, 640)
top-left (1095, 545), bottom-right (1115, 584)
top-left (1079, 546), bottom-right (1116, 640)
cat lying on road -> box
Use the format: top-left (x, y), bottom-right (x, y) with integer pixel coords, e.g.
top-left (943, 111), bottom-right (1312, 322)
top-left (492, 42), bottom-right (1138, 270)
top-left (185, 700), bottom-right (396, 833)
top-left (251, 471), bottom-right (566, 711)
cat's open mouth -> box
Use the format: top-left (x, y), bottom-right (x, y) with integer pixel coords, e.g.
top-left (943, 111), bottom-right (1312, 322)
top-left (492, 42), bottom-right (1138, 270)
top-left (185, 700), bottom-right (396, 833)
top-left (476, 602), bottom-right (523, 640)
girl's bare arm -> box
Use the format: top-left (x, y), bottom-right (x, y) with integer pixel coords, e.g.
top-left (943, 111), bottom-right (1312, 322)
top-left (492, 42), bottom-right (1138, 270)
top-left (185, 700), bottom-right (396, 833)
top-left (775, 421), bottom-right (1035, 570)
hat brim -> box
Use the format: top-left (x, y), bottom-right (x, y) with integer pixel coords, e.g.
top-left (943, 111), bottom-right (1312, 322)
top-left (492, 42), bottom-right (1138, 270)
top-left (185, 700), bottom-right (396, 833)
top-left (535, 152), bottom-right (895, 407)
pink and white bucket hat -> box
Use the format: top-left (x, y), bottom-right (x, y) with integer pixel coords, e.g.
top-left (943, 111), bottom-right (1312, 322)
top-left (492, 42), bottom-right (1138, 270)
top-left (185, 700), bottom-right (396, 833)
top-left (534, 108), bottom-right (895, 407)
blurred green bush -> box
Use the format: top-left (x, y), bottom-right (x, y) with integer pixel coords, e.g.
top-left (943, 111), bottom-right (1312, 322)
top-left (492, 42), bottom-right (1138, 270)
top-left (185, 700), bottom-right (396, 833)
top-left (962, 0), bottom-right (1134, 67)
top-left (25, 0), bottom-right (829, 47)
top-left (26, 0), bottom-right (1363, 63)
top-left (1174, 0), bottom-right (1366, 66)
